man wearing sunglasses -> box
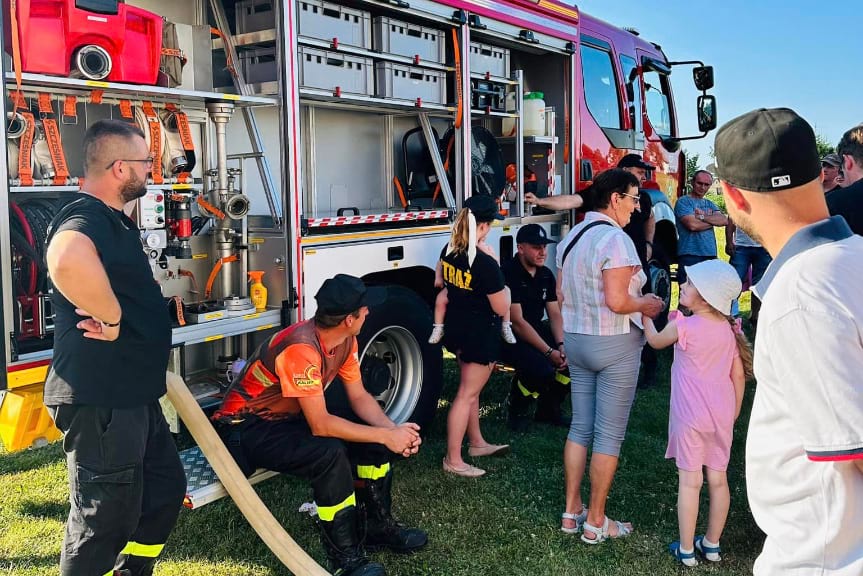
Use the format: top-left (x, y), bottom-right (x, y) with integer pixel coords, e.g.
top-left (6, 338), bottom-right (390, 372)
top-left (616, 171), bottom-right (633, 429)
top-left (674, 170), bottom-right (728, 284)
top-left (44, 120), bottom-right (184, 576)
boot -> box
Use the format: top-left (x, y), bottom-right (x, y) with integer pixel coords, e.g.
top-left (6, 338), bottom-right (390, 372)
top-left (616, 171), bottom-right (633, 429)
top-left (534, 375), bottom-right (569, 428)
top-left (114, 554), bottom-right (155, 576)
top-left (319, 506), bottom-right (386, 576)
top-left (507, 376), bottom-right (532, 431)
top-left (357, 472), bottom-right (428, 553)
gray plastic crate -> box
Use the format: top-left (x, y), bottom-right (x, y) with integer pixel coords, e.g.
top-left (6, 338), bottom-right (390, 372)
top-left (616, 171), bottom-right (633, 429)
top-left (469, 42), bottom-right (510, 77)
top-left (236, 0), bottom-right (276, 35)
top-left (240, 47), bottom-right (277, 84)
top-left (299, 46), bottom-right (373, 95)
top-left (375, 62), bottom-right (446, 104)
top-left (373, 17), bottom-right (446, 64)
top-left (297, 0), bottom-right (371, 49)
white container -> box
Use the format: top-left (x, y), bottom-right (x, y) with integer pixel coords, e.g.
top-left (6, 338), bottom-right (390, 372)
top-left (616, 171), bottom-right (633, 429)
top-left (523, 92), bottom-right (546, 137)
top-left (501, 91), bottom-right (517, 136)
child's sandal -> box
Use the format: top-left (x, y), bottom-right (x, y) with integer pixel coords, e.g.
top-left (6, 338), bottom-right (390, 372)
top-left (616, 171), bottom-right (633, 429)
top-left (669, 541), bottom-right (698, 567)
top-left (560, 507), bottom-right (588, 534)
top-left (694, 535), bottom-right (722, 562)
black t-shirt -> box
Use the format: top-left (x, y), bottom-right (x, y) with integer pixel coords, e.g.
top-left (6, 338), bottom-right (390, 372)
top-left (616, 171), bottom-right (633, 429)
top-left (44, 194), bottom-right (172, 408)
top-left (502, 257), bottom-right (556, 329)
top-left (827, 179), bottom-right (863, 236)
top-left (622, 189), bottom-right (653, 265)
top-left (439, 245), bottom-right (505, 318)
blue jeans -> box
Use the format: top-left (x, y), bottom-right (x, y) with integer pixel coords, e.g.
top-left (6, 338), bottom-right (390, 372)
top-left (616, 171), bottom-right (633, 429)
top-left (730, 245), bottom-right (771, 286)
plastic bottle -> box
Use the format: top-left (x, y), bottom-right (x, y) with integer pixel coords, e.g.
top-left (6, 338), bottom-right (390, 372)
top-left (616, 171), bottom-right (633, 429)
top-left (502, 91), bottom-right (517, 136)
top-left (523, 92), bottom-right (546, 136)
top-left (248, 271), bottom-right (268, 312)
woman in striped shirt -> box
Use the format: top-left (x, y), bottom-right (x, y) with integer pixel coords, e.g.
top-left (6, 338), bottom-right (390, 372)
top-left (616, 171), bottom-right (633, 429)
top-left (556, 169), bottom-right (664, 543)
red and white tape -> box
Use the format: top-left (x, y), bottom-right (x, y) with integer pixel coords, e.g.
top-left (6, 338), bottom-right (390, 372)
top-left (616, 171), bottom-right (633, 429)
top-left (307, 210), bottom-right (449, 228)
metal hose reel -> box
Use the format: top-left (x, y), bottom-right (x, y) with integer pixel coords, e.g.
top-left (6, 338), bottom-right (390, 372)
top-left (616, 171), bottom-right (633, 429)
top-left (71, 45), bottom-right (113, 80)
top-left (6, 112), bottom-right (27, 140)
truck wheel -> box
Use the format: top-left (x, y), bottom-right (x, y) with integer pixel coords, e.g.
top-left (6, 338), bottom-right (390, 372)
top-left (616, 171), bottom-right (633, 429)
top-left (650, 258), bottom-right (672, 328)
top-left (357, 285), bottom-right (442, 428)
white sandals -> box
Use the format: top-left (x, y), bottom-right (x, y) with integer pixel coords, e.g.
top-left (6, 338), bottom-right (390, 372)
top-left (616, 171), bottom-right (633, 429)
top-left (580, 516), bottom-right (633, 544)
top-left (560, 507), bottom-right (588, 534)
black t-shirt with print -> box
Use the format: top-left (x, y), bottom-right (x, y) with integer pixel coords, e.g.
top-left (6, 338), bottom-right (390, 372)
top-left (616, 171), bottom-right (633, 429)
top-left (439, 245), bottom-right (505, 318)
top-left (44, 194), bottom-right (172, 408)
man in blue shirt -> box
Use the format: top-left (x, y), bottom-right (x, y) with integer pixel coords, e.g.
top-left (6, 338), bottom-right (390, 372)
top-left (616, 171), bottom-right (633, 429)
top-left (674, 170), bottom-right (728, 283)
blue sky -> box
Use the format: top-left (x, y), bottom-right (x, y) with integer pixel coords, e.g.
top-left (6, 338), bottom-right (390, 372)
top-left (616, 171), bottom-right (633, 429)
top-left (578, 0), bottom-right (863, 167)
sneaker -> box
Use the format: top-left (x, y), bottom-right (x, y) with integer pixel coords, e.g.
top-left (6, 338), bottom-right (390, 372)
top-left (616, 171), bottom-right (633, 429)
top-left (428, 324), bottom-right (444, 344)
top-left (501, 322), bottom-right (516, 344)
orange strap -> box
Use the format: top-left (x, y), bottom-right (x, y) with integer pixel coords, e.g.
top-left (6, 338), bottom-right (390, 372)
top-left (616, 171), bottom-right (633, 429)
top-left (177, 268), bottom-right (199, 295)
top-left (141, 101), bottom-right (164, 184)
top-left (170, 295), bottom-right (186, 326)
top-left (161, 47), bottom-right (187, 64)
top-left (210, 27), bottom-right (237, 77)
top-left (165, 103), bottom-right (196, 182)
top-left (196, 195), bottom-right (225, 219)
top-left (393, 176), bottom-right (407, 209)
top-left (10, 0), bottom-right (23, 96)
top-left (204, 254), bottom-right (239, 299)
top-left (37, 93), bottom-right (70, 185)
top-left (9, 90), bottom-right (26, 110)
top-left (119, 99), bottom-right (133, 119)
top-left (63, 95), bottom-right (77, 122)
top-left (451, 28), bottom-right (463, 130)
top-left (90, 90), bottom-right (104, 104)
top-left (563, 60), bottom-right (570, 163)
top-left (17, 111), bottom-right (35, 186)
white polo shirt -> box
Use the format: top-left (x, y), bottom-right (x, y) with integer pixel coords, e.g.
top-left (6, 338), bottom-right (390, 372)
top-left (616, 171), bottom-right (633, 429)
top-left (748, 216), bottom-right (863, 576)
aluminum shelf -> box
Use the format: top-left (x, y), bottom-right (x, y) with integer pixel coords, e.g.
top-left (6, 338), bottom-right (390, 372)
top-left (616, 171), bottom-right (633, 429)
top-left (171, 309), bottom-right (281, 346)
top-left (9, 183), bottom-right (205, 193)
top-left (5, 73), bottom-right (278, 108)
top-left (498, 136), bottom-right (558, 145)
top-left (469, 72), bottom-right (518, 85)
top-left (298, 36), bottom-right (454, 72)
top-left (300, 88), bottom-right (454, 114)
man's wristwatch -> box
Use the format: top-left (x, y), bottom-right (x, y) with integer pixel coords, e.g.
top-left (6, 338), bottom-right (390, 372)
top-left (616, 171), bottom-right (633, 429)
top-left (101, 318), bottom-right (121, 327)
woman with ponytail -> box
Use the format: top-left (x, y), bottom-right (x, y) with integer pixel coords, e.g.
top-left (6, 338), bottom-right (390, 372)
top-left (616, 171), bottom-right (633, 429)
top-left (438, 195), bottom-right (511, 477)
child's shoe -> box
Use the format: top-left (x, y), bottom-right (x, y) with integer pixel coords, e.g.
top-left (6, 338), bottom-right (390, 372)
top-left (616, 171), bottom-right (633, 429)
top-left (428, 324), bottom-right (444, 344)
top-left (694, 535), bottom-right (722, 562)
top-left (501, 321), bottom-right (516, 344)
top-left (669, 542), bottom-right (698, 567)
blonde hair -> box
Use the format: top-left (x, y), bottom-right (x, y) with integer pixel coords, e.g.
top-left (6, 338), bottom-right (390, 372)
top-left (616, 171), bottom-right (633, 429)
top-left (723, 314), bottom-right (754, 379)
top-left (448, 207), bottom-right (471, 254)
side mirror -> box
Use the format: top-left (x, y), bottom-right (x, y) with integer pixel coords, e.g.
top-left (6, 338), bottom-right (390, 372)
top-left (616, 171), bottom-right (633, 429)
top-left (697, 95), bottom-right (717, 133)
top-left (661, 136), bottom-right (681, 153)
top-left (693, 66), bottom-right (714, 91)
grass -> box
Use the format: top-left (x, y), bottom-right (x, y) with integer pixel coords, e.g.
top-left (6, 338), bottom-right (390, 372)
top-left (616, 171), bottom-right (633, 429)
top-left (1, 228), bottom-right (764, 575)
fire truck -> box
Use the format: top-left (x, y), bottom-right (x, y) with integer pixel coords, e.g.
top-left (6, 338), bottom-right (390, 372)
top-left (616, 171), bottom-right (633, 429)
top-left (0, 0), bottom-right (715, 461)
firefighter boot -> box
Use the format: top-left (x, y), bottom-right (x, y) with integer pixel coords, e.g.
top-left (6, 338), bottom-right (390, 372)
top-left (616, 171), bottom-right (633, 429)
top-left (357, 472), bottom-right (428, 553)
top-left (114, 554), bottom-right (155, 576)
top-left (507, 376), bottom-right (532, 431)
top-left (534, 374), bottom-right (570, 428)
top-left (319, 506), bottom-right (386, 576)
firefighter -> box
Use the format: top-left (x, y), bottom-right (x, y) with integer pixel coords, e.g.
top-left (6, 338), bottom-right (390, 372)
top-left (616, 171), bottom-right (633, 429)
top-left (44, 120), bottom-right (186, 576)
top-left (213, 274), bottom-right (427, 576)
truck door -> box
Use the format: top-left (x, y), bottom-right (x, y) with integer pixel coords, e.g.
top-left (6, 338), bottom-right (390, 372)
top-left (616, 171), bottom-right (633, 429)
top-left (618, 53), bottom-right (645, 151)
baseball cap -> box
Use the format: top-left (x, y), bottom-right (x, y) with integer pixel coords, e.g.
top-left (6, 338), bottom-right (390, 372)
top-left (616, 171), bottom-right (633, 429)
top-left (315, 274), bottom-right (386, 316)
top-left (464, 194), bottom-right (504, 221)
top-left (821, 153), bottom-right (842, 168)
top-left (516, 223), bottom-right (555, 245)
top-left (714, 108), bottom-right (821, 192)
top-left (685, 259), bottom-right (742, 316)
top-left (617, 153), bottom-right (655, 170)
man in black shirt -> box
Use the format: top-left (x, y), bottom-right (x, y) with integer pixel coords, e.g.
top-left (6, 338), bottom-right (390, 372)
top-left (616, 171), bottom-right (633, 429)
top-left (45, 120), bottom-right (185, 576)
top-left (827, 125), bottom-right (863, 235)
top-left (502, 224), bottom-right (569, 429)
top-left (821, 153), bottom-right (843, 195)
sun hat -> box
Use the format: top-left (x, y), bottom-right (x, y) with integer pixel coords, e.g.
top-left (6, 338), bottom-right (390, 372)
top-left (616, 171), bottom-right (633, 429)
top-left (684, 260), bottom-right (742, 316)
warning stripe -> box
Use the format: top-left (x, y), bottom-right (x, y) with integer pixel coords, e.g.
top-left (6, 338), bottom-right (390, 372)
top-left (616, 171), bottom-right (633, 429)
top-left (307, 210), bottom-right (449, 228)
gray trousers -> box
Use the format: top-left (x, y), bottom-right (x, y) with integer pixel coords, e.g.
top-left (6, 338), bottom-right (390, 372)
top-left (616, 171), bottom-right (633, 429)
top-left (564, 326), bottom-right (644, 456)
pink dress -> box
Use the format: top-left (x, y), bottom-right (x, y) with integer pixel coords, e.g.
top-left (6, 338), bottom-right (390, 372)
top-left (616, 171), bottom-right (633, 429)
top-left (665, 310), bottom-right (739, 472)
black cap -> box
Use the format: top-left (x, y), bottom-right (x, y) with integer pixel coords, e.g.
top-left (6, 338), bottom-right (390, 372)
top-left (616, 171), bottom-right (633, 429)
top-left (715, 108), bottom-right (821, 192)
top-left (315, 274), bottom-right (386, 316)
top-left (617, 153), bottom-right (655, 170)
top-left (464, 194), bottom-right (504, 221)
top-left (516, 223), bottom-right (555, 245)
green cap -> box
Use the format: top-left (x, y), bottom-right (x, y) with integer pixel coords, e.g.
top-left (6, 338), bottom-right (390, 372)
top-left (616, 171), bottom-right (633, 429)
top-left (524, 92), bottom-right (544, 100)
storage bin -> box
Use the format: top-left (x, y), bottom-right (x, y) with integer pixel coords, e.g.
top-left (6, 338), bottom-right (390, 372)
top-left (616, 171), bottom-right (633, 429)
top-left (469, 42), bottom-right (510, 77)
top-left (373, 17), bottom-right (446, 64)
top-left (235, 0), bottom-right (276, 34)
top-left (299, 46), bottom-right (373, 95)
top-left (297, 0), bottom-right (371, 48)
top-left (240, 47), bottom-right (278, 84)
top-left (375, 62), bottom-right (447, 104)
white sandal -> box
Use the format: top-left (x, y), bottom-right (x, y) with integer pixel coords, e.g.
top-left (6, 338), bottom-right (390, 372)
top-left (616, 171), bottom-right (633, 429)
top-left (561, 507), bottom-right (588, 534)
top-left (580, 516), bottom-right (632, 545)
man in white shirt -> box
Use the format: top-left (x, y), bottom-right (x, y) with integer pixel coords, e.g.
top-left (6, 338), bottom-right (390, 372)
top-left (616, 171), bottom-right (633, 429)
top-left (715, 108), bottom-right (863, 576)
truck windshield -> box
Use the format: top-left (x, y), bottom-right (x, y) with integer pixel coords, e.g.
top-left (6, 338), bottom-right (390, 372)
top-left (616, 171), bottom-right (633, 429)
top-left (643, 69), bottom-right (672, 138)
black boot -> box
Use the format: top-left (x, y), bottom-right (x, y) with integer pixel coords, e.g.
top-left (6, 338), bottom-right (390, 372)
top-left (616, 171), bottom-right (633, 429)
top-left (508, 376), bottom-right (532, 431)
top-left (357, 472), bottom-right (428, 553)
top-left (114, 554), bottom-right (155, 576)
top-left (534, 375), bottom-right (569, 427)
top-left (319, 506), bottom-right (386, 576)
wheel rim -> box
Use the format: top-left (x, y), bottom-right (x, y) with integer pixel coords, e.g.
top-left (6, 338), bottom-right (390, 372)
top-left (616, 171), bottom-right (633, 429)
top-left (360, 326), bottom-right (423, 423)
top-left (651, 264), bottom-right (672, 310)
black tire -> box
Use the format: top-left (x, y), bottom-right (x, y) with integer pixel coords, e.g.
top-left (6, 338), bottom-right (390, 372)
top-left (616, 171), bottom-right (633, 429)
top-left (649, 258), bottom-right (672, 329)
top-left (325, 285), bottom-right (443, 429)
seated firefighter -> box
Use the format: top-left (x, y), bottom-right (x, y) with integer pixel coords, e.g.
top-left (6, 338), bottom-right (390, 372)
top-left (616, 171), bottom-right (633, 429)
top-left (501, 224), bottom-right (570, 430)
top-left (212, 274), bottom-right (427, 576)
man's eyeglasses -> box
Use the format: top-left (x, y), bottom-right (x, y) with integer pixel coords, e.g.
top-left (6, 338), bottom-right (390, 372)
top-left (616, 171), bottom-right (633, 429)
top-left (105, 157), bottom-right (154, 170)
top-left (617, 191), bottom-right (640, 202)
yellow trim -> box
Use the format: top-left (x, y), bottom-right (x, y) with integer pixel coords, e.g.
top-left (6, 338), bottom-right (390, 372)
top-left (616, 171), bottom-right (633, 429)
top-left (317, 493), bottom-right (356, 522)
top-left (6, 365), bottom-right (49, 389)
top-left (119, 541), bottom-right (165, 558)
top-left (302, 225), bottom-right (450, 245)
top-left (538, 0), bottom-right (579, 19)
top-left (555, 372), bottom-right (571, 386)
top-left (516, 380), bottom-right (539, 399)
top-left (356, 462), bottom-right (391, 480)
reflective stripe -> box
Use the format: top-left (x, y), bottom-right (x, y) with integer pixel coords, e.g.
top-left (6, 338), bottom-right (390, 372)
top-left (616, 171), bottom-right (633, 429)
top-left (516, 380), bottom-right (539, 399)
top-left (119, 541), bottom-right (165, 558)
top-left (317, 493), bottom-right (356, 522)
top-left (356, 462), bottom-right (390, 480)
top-left (555, 372), bottom-right (571, 386)
top-left (102, 570), bottom-right (115, 576)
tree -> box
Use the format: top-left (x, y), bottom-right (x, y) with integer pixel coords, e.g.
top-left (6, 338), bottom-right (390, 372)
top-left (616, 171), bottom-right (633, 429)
top-left (816, 133), bottom-right (835, 157)
top-left (683, 149), bottom-right (701, 183)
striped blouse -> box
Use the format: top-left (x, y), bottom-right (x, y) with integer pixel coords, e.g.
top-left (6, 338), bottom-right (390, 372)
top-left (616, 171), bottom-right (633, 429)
top-left (555, 212), bottom-right (646, 336)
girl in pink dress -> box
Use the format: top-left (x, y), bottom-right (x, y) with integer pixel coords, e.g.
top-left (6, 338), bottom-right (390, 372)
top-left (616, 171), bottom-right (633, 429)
top-left (643, 260), bottom-right (753, 567)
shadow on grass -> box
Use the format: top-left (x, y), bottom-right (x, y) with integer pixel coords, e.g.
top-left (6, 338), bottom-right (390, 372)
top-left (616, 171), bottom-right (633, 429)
top-left (19, 499), bottom-right (67, 520)
top-left (0, 442), bottom-right (64, 475)
top-left (0, 553), bottom-right (60, 572)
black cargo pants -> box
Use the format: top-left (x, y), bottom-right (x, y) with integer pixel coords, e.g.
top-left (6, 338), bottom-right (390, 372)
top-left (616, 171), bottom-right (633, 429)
top-left (48, 402), bottom-right (186, 576)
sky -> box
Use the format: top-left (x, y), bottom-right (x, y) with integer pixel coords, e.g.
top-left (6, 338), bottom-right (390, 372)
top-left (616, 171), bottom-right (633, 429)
top-left (577, 0), bottom-right (863, 168)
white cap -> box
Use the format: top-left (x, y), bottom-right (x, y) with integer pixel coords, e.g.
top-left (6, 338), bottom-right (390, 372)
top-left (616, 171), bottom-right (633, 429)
top-left (685, 259), bottom-right (742, 316)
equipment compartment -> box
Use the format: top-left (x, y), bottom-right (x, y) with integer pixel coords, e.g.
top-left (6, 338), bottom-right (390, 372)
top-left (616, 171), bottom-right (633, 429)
top-left (469, 42), bottom-right (510, 77)
top-left (373, 17), bottom-right (446, 64)
top-left (299, 46), bottom-right (373, 95)
top-left (297, 0), bottom-right (372, 49)
top-left (375, 62), bottom-right (446, 104)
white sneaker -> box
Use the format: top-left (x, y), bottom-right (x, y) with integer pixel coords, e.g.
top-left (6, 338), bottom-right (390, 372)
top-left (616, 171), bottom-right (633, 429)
top-left (428, 324), bottom-right (444, 344)
top-left (501, 322), bottom-right (516, 344)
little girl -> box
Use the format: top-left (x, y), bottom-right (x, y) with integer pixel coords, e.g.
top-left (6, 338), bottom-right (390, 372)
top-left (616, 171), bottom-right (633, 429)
top-left (643, 259), bottom-right (752, 567)
top-left (428, 240), bottom-right (516, 345)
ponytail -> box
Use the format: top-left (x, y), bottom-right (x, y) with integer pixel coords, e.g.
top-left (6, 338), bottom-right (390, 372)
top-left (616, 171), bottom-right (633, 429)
top-left (724, 314), bottom-right (754, 379)
top-left (449, 207), bottom-right (470, 254)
